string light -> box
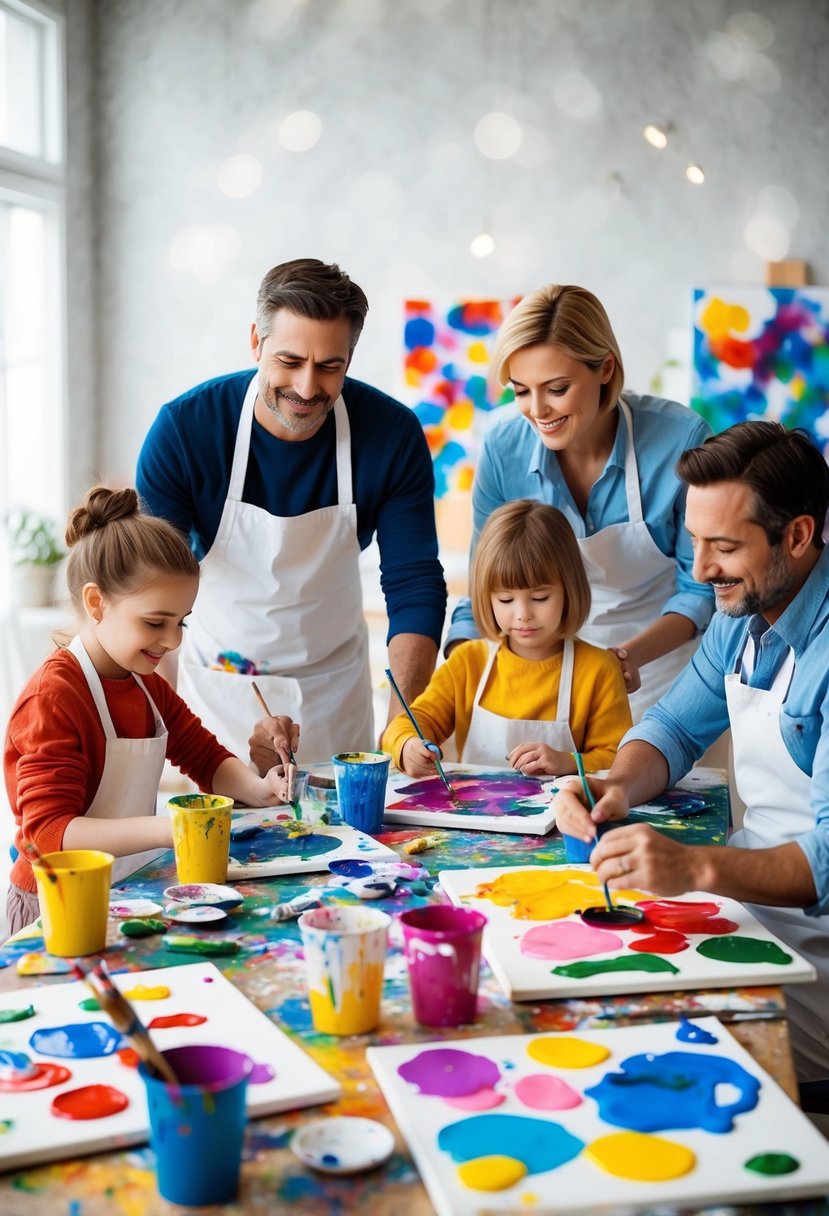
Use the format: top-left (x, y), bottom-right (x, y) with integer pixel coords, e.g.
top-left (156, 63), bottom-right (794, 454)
top-left (685, 162), bottom-right (706, 185)
top-left (470, 232), bottom-right (495, 258)
top-left (643, 122), bottom-right (672, 149)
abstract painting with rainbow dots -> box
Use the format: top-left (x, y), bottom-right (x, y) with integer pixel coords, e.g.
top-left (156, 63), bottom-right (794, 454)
top-left (692, 287), bottom-right (829, 455)
top-left (368, 1019), bottom-right (829, 1215)
top-left (403, 298), bottom-right (520, 497)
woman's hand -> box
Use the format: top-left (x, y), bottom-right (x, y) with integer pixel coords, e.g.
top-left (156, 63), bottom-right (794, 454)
top-left (608, 645), bottom-right (641, 693)
top-left (261, 764), bottom-right (291, 804)
top-left (400, 737), bottom-right (443, 777)
top-left (248, 715), bottom-right (301, 776)
top-left (507, 742), bottom-right (575, 777)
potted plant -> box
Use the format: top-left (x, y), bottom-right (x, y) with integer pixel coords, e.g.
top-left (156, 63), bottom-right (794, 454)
top-left (6, 508), bottom-right (65, 608)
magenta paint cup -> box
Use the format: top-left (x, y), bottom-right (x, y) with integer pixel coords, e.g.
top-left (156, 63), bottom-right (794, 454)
top-left (331, 751), bottom-right (391, 835)
top-left (399, 904), bottom-right (487, 1027)
top-left (140, 1044), bottom-right (253, 1206)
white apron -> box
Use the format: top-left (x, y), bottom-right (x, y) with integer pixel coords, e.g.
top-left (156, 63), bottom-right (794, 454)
top-left (69, 636), bottom-right (167, 884)
top-left (576, 398), bottom-right (699, 722)
top-left (178, 374), bottom-right (373, 764)
top-left (462, 640), bottom-right (577, 766)
top-left (727, 641), bottom-right (829, 1081)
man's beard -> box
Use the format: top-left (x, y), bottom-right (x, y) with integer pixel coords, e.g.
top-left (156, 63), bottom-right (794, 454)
top-left (262, 388), bottom-right (334, 434)
top-left (712, 543), bottom-right (795, 618)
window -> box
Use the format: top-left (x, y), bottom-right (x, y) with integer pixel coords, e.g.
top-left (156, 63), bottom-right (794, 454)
top-left (0, 0), bottom-right (65, 603)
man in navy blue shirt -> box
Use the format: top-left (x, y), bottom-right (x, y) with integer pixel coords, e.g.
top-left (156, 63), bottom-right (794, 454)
top-left (137, 259), bottom-right (446, 765)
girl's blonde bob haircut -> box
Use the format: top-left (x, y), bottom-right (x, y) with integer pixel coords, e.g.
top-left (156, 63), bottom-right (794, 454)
top-left (492, 285), bottom-right (625, 413)
top-left (470, 500), bottom-right (591, 643)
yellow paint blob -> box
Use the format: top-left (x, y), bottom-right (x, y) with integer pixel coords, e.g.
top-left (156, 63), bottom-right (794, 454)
top-left (122, 984), bottom-right (171, 1001)
top-left (586, 1131), bottom-right (696, 1181)
top-left (405, 367), bottom-right (422, 387)
top-left (475, 868), bottom-right (646, 920)
top-left (446, 400), bottom-right (474, 430)
top-left (456, 465), bottom-right (474, 493)
top-left (457, 1154), bottom-right (528, 1191)
top-left (467, 339), bottom-right (489, 363)
top-left (527, 1035), bottom-right (610, 1069)
top-left (699, 297), bottom-right (749, 341)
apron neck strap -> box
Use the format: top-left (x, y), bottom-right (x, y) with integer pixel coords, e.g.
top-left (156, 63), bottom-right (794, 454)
top-left (555, 638), bottom-right (574, 720)
top-left (617, 398), bottom-right (644, 526)
top-left (68, 636), bottom-right (164, 738)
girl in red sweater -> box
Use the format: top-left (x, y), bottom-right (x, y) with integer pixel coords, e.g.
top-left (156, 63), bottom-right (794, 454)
top-left (4, 486), bottom-right (298, 937)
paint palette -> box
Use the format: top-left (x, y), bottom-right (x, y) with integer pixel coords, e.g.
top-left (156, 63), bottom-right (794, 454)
top-left (0, 961), bottom-right (340, 1171)
top-left (383, 765), bottom-right (557, 834)
top-left (368, 1020), bottom-right (829, 1215)
top-left (291, 1115), bottom-right (395, 1174)
top-left (226, 810), bottom-right (396, 880)
top-left (439, 865), bottom-right (816, 1001)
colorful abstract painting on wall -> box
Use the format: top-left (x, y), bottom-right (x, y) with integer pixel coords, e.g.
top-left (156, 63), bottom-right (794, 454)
top-left (403, 299), bottom-right (520, 497)
top-left (692, 288), bottom-right (829, 455)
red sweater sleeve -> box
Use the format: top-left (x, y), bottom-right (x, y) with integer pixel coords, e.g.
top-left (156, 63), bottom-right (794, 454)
top-left (4, 649), bottom-right (233, 893)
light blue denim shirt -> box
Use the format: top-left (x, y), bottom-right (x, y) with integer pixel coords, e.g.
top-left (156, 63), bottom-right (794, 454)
top-left (626, 545), bottom-right (829, 917)
top-left (446, 393), bottom-right (714, 646)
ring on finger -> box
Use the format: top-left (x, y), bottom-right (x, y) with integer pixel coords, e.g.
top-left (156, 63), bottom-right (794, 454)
top-left (619, 857), bottom-right (630, 877)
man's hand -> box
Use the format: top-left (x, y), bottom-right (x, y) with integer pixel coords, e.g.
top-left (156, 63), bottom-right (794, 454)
top-left (249, 715), bottom-right (301, 777)
top-left (608, 645), bottom-right (641, 693)
top-left (591, 822), bottom-right (701, 896)
top-left (507, 742), bottom-right (575, 777)
top-left (552, 777), bottom-right (629, 841)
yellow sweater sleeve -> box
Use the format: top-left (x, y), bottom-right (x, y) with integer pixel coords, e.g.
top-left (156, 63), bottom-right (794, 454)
top-left (381, 641), bottom-right (492, 767)
top-left (569, 640), bottom-right (633, 771)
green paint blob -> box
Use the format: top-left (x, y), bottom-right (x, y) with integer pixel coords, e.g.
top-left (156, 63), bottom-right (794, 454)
top-left (119, 918), bottom-right (167, 938)
top-left (0, 1005), bottom-right (35, 1023)
top-left (78, 997), bottom-right (100, 1012)
top-left (552, 954), bottom-right (679, 979)
top-left (164, 934), bottom-right (239, 956)
top-left (697, 936), bottom-right (793, 966)
top-left (0, 1120), bottom-right (12, 1135)
top-left (745, 1152), bottom-right (799, 1176)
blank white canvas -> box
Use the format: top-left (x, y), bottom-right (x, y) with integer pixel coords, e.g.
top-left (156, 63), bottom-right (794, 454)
top-left (439, 865), bottom-right (816, 1000)
top-left (0, 961), bottom-right (340, 1171)
top-left (368, 1019), bottom-right (829, 1216)
top-left (383, 765), bottom-right (557, 834)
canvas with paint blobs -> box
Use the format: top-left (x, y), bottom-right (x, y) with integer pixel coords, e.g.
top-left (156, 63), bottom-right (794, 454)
top-left (227, 808), bottom-right (397, 880)
top-left (0, 961), bottom-right (340, 1171)
top-left (368, 1018), bottom-right (829, 1216)
top-left (439, 865), bottom-right (816, 1000)
top-left (383, 764), bottom-right (557, 834)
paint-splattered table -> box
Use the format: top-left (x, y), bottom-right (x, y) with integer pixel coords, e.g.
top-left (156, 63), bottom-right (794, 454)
top-left (0, 771), bottom-right (822, 1216)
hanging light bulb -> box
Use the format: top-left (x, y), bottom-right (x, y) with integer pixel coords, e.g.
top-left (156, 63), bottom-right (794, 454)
top-left (470, 232), bottom-right (495, 258)
top-left (643, 122), bottom-right (672, 149)
top-left (685, 162), bottom-right (706, 185)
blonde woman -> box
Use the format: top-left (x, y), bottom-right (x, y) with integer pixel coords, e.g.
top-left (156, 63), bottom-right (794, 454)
top-left (446, 285), bottom-right (714, 721)
top-left (383, 500), bottom-right (631, 778)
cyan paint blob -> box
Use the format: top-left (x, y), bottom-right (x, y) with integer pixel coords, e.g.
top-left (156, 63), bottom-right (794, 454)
top-left (676, 1017), bottom-right (718, 1045)
top-left (585, 1050), bottom-right (760, 1134)
top-left (438, 1113), bottom-right (584, 1173)
top-left (30, 1021), bottom-right (122, 1059)
top-left (553, 955), bottom-right (679, 980)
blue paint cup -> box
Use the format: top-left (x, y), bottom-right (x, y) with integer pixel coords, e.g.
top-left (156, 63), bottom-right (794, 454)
top-left (140, 1044), bottom-right (253, 1206)
top-left (562, 832), bottom-right (594, 863)
top-left (331, 751), bottom-right (391, 835)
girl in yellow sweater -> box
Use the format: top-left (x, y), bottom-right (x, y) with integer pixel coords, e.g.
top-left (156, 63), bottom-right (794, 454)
top-left (383, 499), bottom-right (632, 778)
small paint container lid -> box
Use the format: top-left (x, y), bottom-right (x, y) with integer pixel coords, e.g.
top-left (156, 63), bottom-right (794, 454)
top-left (163, 883), bottom-right (243, 910)
top-left (291, 1116), bottom-right (395, 1174)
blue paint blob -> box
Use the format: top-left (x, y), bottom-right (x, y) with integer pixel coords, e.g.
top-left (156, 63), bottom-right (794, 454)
top-left (438, 1114), bottom-right (584, 1173)
top-left (0, 1049), bottom-right (34, 1076)
top-left (29, 1021), bottom-right (123, 1059)
top-left (405, 317), bottom-right (435, 349)
top-left (273, 997), bottom-right (313, 1033)
top-left (676, 1017), bottom-right (718, 1045)
top-left (321, 1152), bottom-right (339, 1166)
top-left (328, 859), bottom-right (372, 879)
top-left (585, 1050), bottom-right (760, 1134)
top-left (229, 829), bottom-right (339, 864)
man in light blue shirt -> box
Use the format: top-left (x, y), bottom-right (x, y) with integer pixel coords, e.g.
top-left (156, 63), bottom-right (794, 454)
top-left (554, 421), bottom-right (829, 1092)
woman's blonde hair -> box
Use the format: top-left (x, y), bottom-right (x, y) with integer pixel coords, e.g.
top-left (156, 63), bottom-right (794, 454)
top-left (64, 486), bottom-right (199, 612)
top-left (492, 285), bottom-right (624, 412)
top-left (470, 500), bottom-right (591, 642)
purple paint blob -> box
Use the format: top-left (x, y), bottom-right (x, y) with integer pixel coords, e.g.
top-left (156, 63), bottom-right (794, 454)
top-left (398, 1048), bottom-right (500, 1098)
top-left (249, 1061), bottom-right (276, 1084)
top-left (387, 772), bottom-right (547, 818)
top-left (30, 1022), bottom-right (122, 1059)
top-left (520, 921), bottom-right (622, 961)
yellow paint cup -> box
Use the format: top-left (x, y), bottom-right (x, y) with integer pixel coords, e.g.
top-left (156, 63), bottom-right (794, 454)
top-left (298, 906), bottom-right (390, 1035)
top-left (168, 794), bottom-right (233, 884)
top-left (32, 849), bottom-right (114, 957)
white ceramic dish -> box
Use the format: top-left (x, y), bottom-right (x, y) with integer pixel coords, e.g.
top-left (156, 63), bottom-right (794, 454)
top-left (291, 1116), bottom-right (395, 1175)
top-left (163, 883), bottom-right (243, 909)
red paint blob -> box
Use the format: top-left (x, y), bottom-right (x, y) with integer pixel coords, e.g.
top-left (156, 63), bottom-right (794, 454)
top-left (0, 1063), bottom-right (72, 1092)
top-left (147, 1013), bottom-right (208, 1030)
top-left (51, 1084), bottom-right (129, 1120)
top-left (117, 1047), bottom-right (140, 1069)
top-left (629, 928), bottom-right (689, 954)
top-left (639, 900), bottom-right (739, 935)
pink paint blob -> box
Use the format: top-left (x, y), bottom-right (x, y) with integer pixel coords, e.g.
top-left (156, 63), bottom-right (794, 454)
top-left (147, 1013), bottom-right (208, 1030)
top-left (520, 920), bottom-right (623, 961)
top-left (514, 1073), bottom-right (583, 1111)
top-left (51, 1084), bottom-right (129, 1120)
top-left (443, 1086), bottom-right (505, 1111)
top-left (398, 1048), bottom-right (500, 1098)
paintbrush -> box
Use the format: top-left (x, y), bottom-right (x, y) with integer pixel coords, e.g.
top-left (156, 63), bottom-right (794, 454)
top-left (251, 681), bottom-right (300, 814)
top-left (73, 960), bottom-right (179, 1085)
top-left (384, 667), bottom-right (456, 800)
top-left (572, 752), bottom-right (615, 915)
top-left (21, 838), bottom-right (58, 884)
